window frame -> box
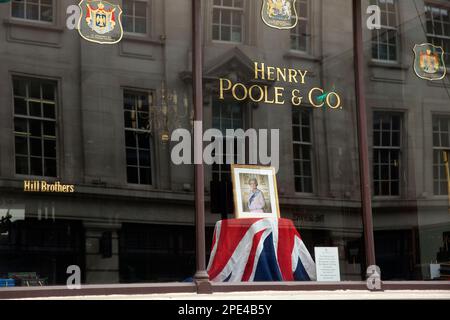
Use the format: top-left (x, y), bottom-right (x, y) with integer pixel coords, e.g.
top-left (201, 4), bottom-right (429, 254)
top-left (432, 115), bottom-right (450, 196)
top-left (211, 0), bottom-right (245, 44)
top-left (372, 112), bottom-right (402, 198)
top-left (122, 0), bottom-right (149, 35)
top-left (424, 2), bottom-right (450, 67)
top-left (290, 0), bottom-right (310, 53)
top-left (12, 76), bottom-right (58, 179)
top-left (370, 0), bottom-right (401, 63)
top-left (292, 107), bottom-right (314, 195)
top-left (10, 0), bottom-right (55, 24)
top-left (123, 89), bottom-right (155, 187)
top-left (211, 98), bottom-right (245, 182)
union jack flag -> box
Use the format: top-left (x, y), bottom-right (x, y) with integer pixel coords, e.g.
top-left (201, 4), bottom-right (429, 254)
top-left (207, 218), bottom-right (316, 282)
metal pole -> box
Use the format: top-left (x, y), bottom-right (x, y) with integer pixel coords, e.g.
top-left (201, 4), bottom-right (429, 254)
top-left (352, 0), bottom-right (376, 268)
top-left (192, 0), bottom-right (210, 287)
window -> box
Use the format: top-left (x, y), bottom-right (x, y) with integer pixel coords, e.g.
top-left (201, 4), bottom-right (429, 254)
top-left (425, 4), bottom-right (450, 65)
top-left (212, 100), bottom-right (244, 181)
top-left (13, 77), bottom-right (57, 177)
top-left (432, 116), bottom-right (450, 196)
top-left (212, 0), bottom-right (244, 43)
top-left (124, 91), bottom-right (153, 185)
top-left (290, 0), bottom-right (309, 52)
top-left (292, 108), bottom-right (313, 193)
top-left (371, 0), bottom-right (399, 62)
top-left (123, 0), bottom-right (148, 34)
top-left (11, 0), bottom-right (53, 23)
top-left (373, 113), bottom-right (401, 196)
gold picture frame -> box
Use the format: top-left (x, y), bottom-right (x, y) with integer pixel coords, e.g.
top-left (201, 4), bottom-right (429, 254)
top-left (231, 164), bottom-right (280, 219)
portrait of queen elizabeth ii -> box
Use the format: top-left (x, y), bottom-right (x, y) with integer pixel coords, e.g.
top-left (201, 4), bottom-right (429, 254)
top-left (231, 165), bottom-right (280, 219)
top-left (247, 178), bottom-right (266, 213)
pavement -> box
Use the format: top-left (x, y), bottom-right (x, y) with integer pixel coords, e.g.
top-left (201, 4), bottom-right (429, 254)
top-left (19, 290), bottom-right (450, 300)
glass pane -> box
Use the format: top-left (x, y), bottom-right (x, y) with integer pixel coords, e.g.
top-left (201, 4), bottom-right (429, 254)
top-left (125, 131), bottom-right (136, 148)
top-left (223, 0), bottom-right (232, 7)
top-left (135, 18), bottom-right (147, 34)
top-left (293, 145), bottom-right (300, 159)
top-left (43, 121), bottom-right (56, 137)
top-left (26, 3), bottom-right (39, 21)
top-left (13, 79), bottom-right (27, 96)
top-left (302, 161), bottom-right (311, 176)
top-left (137, 112), bottom-right (149, 130)
top-left (137, 133), bottom-right (150, 150)
top-left (124, 111), bottom-right (134, 128)
top-left (126, 148), bottom-right (138, 166)
top-left (29, 80), bottom-right (41, 99)
top-left (29, 101), bottom-right (41, 117)
top-left (44, 139), bottom-right (56, 157)
top-left (42, 83), bottom-right (55, 101)
top-left (212, 25), bottom-right (220, 40)
top-left (231, 28), bottom-right (241, 42)
top-left (302, 126), bottom-right (310, 142)
top-left (14, 98), bottom-right (27, 115)
top-left (127, 166), bottom-right (139, 184)
top-left (221, 26), bottom-right (230, 41)
top-left (15, 156), bottom-right (28, 174)
top-left (40, 5), bottom-right (52, 22)
top-left (139, 168), bottom-right (151, 185)
top-left (15, 136), bottom-right (28, 155)
top-left (43, 103), bottom-right (55, 119)
top-left (30, 138), bottom-right (42, 156)
top-left (12, 2), bottom-right (25, 19)
top-left (29, 120), bottom-right (41, 137)
top-left (30, 157), bottom-right (42, 176)
top-left (135, 2), bottom-right (147, 17)
top-left (139, 150), bottom-right (151, 167)
top-left (14, 118), bottom-right (27, 134)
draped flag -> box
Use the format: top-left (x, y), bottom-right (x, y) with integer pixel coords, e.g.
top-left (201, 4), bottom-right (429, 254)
top-left (207, 218), bottom-right (316, 282)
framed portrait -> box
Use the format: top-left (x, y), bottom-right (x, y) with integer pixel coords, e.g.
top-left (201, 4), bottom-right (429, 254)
top-left (231, 164), bottom-right (280, 219)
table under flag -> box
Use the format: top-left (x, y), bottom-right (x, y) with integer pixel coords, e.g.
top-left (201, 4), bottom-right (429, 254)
top-left (207, 218), bottom-right (316, 282)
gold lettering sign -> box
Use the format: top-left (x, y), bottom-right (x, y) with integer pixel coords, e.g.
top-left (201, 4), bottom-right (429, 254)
top-left (23, 180), bottom-right (75, 193)
top-left (219, 62), bottom-right (343, 110)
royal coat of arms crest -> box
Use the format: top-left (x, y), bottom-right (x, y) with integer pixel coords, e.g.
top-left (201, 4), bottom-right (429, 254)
top-left (413, 43), bottom-right (447, 81)
top-left (78, 0), bottom-right (123, 44)
top-left (261, 0), bottom-right (298, 30)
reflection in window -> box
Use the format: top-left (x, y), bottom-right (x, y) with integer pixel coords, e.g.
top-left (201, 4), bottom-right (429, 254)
top-left (425, 4), bottom-right (450, 64)
top-left (290, 0), bottom-right (309, 52)
top-left (433, 116), bottom-right (450, 196)
top-left (371, 0), bottom-right (398, 62)
top-left (373, 113), bottom-right (401, 196)
top-left (123, 0), bottom-right (148, 34)
top-left (124, 90), bottom-right (152, 185)
top-left (11, 0), bottom-right (53, 23)
top-left (120, 224), bottom-right (196, 282)
top-left (13, 77), bottom-right (57, 177)
top-left (212, 100), bottom-right (243, 181)
top-left (212, 0), bottom-right (244, 43)
top-left (292, 108), bottom-right (313, 193)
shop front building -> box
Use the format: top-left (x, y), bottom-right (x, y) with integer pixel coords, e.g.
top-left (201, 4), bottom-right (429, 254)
top-left (0, 0), bottom-right (449, 291)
